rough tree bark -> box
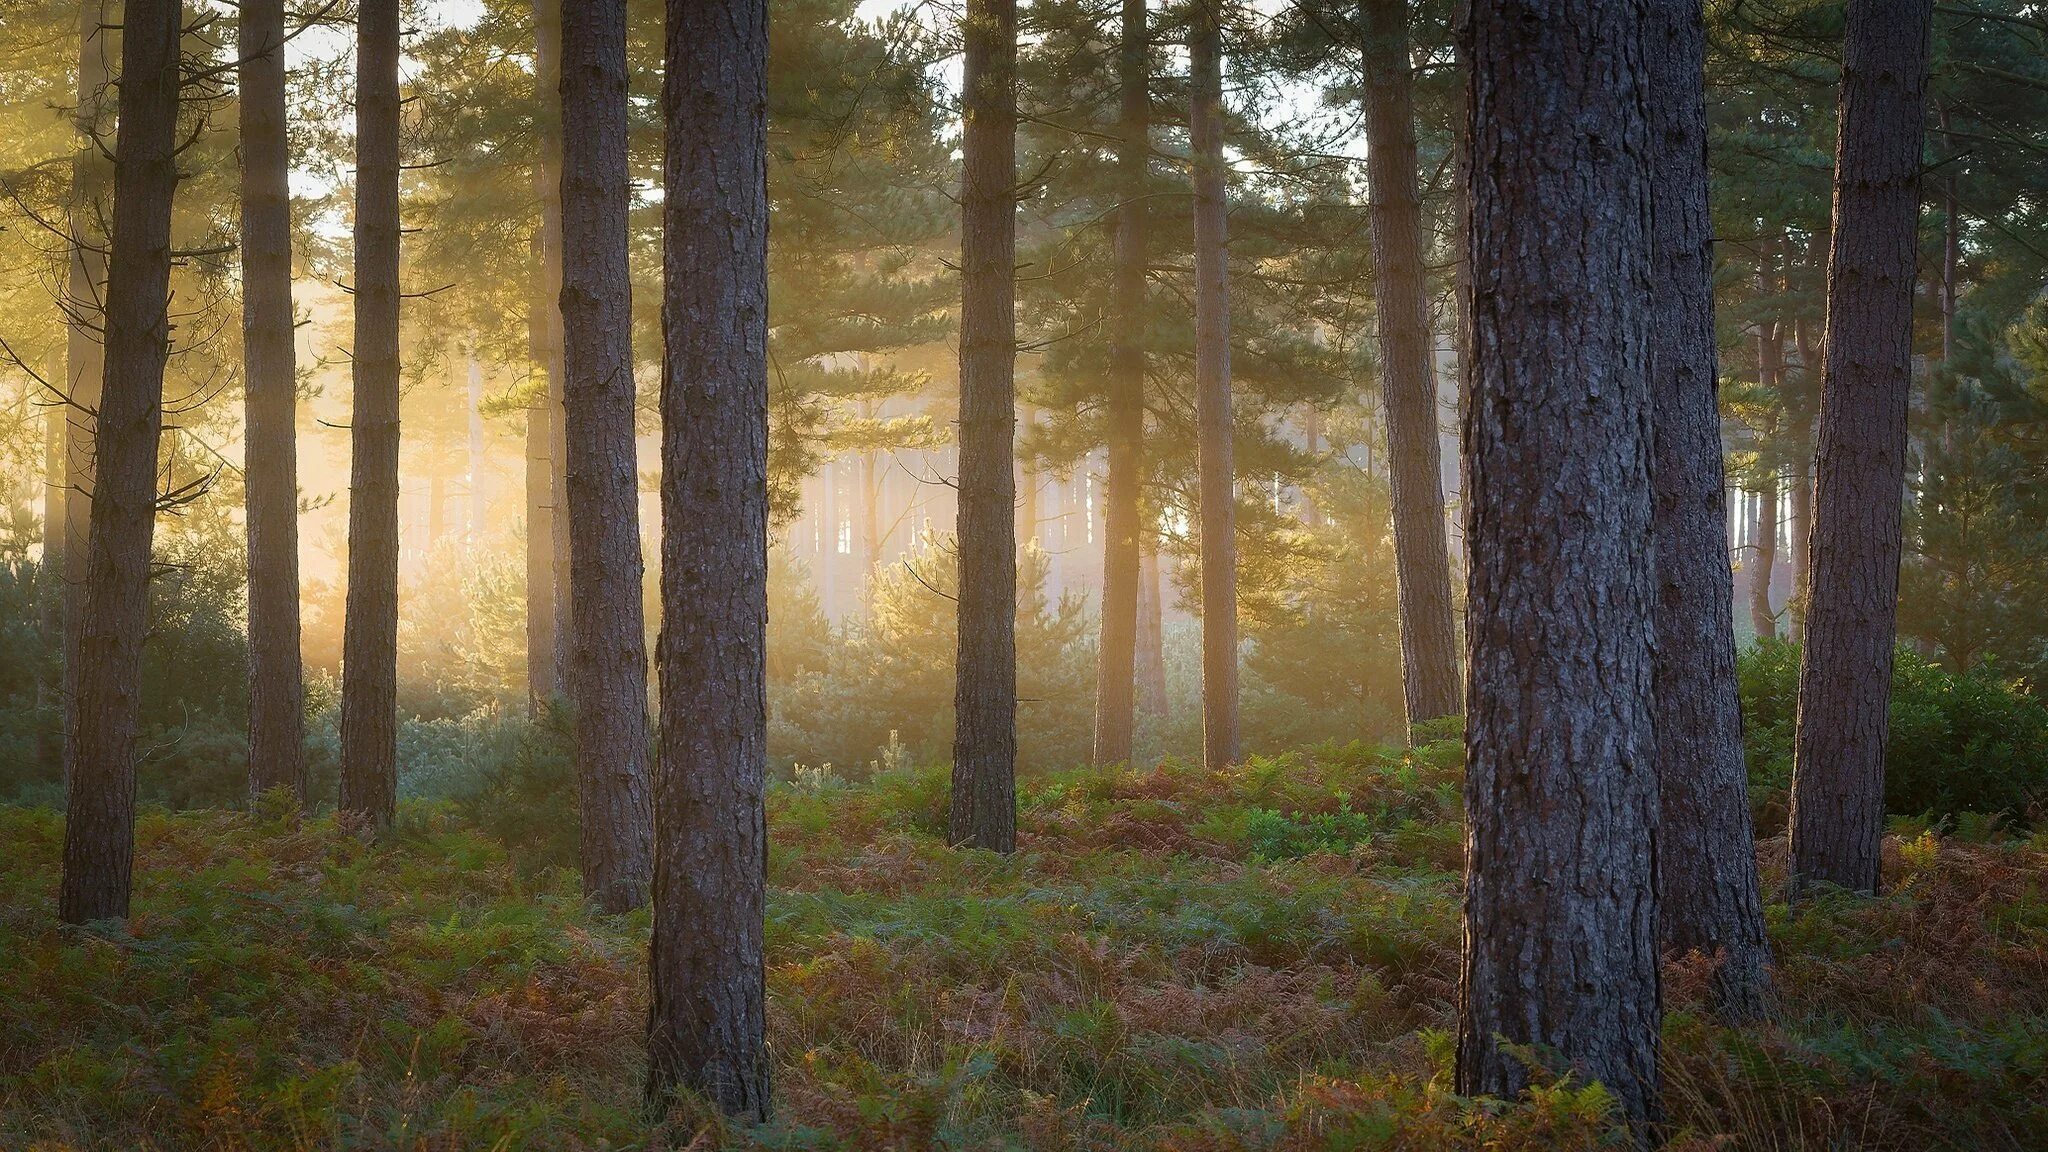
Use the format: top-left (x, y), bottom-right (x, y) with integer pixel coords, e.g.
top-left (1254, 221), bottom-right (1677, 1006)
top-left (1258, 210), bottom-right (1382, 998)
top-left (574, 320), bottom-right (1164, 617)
top-left (1190, 0), bottom-right (1238, 771)
top-left (240, 0), bottom-right (307, 804)
top-left (57, 0), bottom-right (181, 924)
top-left (558, 0), bottom-right (653, 914)
top-left (1091, 0), bottom-right (1147, 768)
top-left (948, 0), bottom-right (1019, 851)
top-left (1789, 0), bottom-right (1933, 896)
top-left (526, 0), bottom-right (568, 707)
top-left (1360, 0), bottom-right (1460, 731)
top-left (1646, 0), bottom-right (1770, 1021)
top-left (338, 0), bottom-right (403, 832)
top-left (645, 0), bottom-right (772, 1118)
top-left (1457, 0), bottom-right (1663, 1135)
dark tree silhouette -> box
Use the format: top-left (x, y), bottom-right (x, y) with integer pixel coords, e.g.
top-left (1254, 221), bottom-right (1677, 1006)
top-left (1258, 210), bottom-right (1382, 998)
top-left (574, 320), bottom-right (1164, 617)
top-left (1456, 0), bottom-right (1663, 1136)
top-left (1190, 0), bottom-right (1238, 771)
top-left (645, 0), bottom-right (772, 1118)
top-left (557, 0), bottom-right (653, 913)
top-left (1789, 0), bottom-right (1934, 895)
top-left (57, 0), bottom-right (183, 924)
top-left (1646, 0), bottom-right (1770, 1020)
top-left (949, 0), bottom-right (1020, 850)
top-left (240, 0), bottom-right (307, 803)
top-left (338, 0), bottom-right (403, 832)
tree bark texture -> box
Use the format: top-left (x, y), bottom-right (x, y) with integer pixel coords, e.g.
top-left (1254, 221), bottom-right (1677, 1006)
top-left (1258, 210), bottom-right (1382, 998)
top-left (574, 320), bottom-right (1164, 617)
top-left (1789, 0), bottom-right (1932, 896)
top-left (646, 0), bottom-right (772, 1118)
top-left (949, 0), bottom-right (1019, 851)
top-left (1645, 0), bottom-right (1770, 1022)
top-left (527, 0), bottom-right (570, 707)
top-left (1190, 0), bottom-right (1238, 771)
top-left (1091, 0), bottom-right (1147, 769)
top-left (1750, 479), bottom-right (1778, 640)
top-left (240, 0), bottom-right (307, 804)
top-left (1360, 0), bottom-right (1461, 731)
top-left (58, 0), bottom-right (181, 924)
top-left (1456, 0), bottom-right (1662, 1134)
top-left (338, 0), bottom-right (403, 832)
top-left (558, 0), bottom-right (654, 914)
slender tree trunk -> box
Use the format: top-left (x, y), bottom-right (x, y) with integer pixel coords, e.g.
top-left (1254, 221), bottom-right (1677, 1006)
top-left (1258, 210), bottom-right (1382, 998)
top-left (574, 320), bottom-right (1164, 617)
top-left (525, 352), bottom-right (559, 700)
top-left (1360, 0), bottom-right (1460, 731)
top-left (1457, 0), bottom-right (1662, 1135)
top-left (1136, 533), bottom-right (1167, 723)
top-left (338, 0), bottom-right (403, 832)
top-left (558, 0), bottom-right (653, 914)
top-left (1752, 237), bottom-right (1785, 642)
top-left (1789, 413), bottom-right (1813, 634)
top-left (240, 0), bottom-right (307, 804)
top-left (526, 0), bottom-right (569, 706)
top-left (1190, 0), bottom-right (1237, 771)
top-left (57, 0), bottom-right (180, 924)
top-left (1751, 477), bottom-right (1778, 640)
top-left (1646, 0), bottom-right (1770, 1021)
top-left (1092, 0), bottom-right (1147, 768)
top-left (949, 0), bottom-right (1019, 851)
top-left (646, 0), bottom-right (771, 1117)
top-left (59, 0), bottom-right (114, 792)
top-left (1789, 0), bottom-right (1933, 896)
top-left (468, 357), bottom-right (487, 541)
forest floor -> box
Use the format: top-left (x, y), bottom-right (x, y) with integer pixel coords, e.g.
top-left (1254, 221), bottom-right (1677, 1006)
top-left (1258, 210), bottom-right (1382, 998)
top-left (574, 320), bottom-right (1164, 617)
top-left (2, 743), bottom-right (2046, 1150)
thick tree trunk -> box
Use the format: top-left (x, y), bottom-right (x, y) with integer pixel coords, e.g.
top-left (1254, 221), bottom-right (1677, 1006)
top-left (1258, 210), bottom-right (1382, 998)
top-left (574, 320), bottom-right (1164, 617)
top-left (57, 0), bottom-right (181, 924)
top-left (1360, 0), bottom-right (1460, 731)
top-left (1457, 0), bottom-right (1662, 1135)
top-left (558, 0), bottom-right (653, 913)
top-left (59, 0), bottom-right (114, 791)
top-left (949, 0), bottom-right (1019, 851)
top-left (240, 0), bottom-right (307, 804)
top-left (1190, 0), bottom-right (1237, 771)
top-left (526, 0), bottom-right (569, 706)
top-left (338, 0), bottom-right (403, 832)
top-left (645, 0), bottom-right (771, 1118)
top-left (1092, 0), bottom-right (1147, 769)
top-left (1646, 0), bottom-right (1770, 1021)
top-left (1789, 0), bottom-right (1933, 896)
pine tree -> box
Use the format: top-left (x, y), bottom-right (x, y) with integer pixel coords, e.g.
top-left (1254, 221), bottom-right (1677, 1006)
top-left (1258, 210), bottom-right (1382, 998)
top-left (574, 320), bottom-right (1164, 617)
top-left (1190, 0), bottom-right (1238, 771)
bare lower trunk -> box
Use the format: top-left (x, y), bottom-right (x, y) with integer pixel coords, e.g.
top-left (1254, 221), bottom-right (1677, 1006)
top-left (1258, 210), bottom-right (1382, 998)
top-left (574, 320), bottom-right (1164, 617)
top-left (1190, 0), bottom-right (1237, 771)
top-left (1092, 0), bottom-right (1147, 769)
top-left (241, 0), bottom-right (307, 804)
top-left (1750, 477), bottom-right (1778, 640)
top-left (558, 0), bottom-right (653, 913)
top-left (525, 387), bottom-right (558, 701)
top-left (1136, 536), bottom-right (1167, 722)
top-left (948, 0), bottom-right (1019, 851)
top-left (1789, 0), bottom-right (1933, 896)
top-left (338, 0), bottom-right (403, 832)
top-left (1789, 418), bottom-right (1813, 634)
top-left (1646, 0), bottom-right (1770, 1021)
top-left (58, 0), bottom-right (181, 924)
top-left (1457, 0), bottom-right (1662, 1136)
top-left (527, 0), bottom-right (570, 707)
top-left (1360, 0), bottom-right (1460, 731)
top-left (467, 358), bottom-right (487, 541)
top-left (646, 0), bottom-right (771, 1118)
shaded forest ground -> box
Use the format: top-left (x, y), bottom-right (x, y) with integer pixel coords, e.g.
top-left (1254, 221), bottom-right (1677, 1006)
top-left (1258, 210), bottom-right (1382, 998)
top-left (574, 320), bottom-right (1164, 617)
top-left (2, 744), bottom-right (2046, 1150)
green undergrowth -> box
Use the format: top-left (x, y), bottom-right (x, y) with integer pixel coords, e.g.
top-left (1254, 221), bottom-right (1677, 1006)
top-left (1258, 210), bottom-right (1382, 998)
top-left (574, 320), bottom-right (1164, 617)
top-left (3, 741), bottom-right (2046, 1149)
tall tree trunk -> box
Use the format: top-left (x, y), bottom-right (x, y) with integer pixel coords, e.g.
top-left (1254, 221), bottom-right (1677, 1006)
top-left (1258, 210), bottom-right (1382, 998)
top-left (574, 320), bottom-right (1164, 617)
top-left (468, 356), bottom-right (487, 542)
top-left (558, 0), bottom-right (653, 914)
top-left (338, 0), bottom-right (403, 832)
top-left (1092, 0), bottom-right (1147, 768)
top-left (1190, 0), bottom-right (1237, 771)
top-left (1360, 0), bottom-right (1460, 731)
top-left (1750, 477), bottom-right (1778, 640)
top-left (1646, 0), bottom-right (1770, 1021)
top-left (59, 0), bottom-right (114, 791)
top-left (949, 0), bottom-right (1019, 851)
top-left (646, 0), bottom-right (771, 1117)
top-left (1752, 236), bottom-right (1784, 642)
top-left (240, 0), bottom-right (307, 804)
top-left (1457, 0), bottom-right (1662, 1135)
top-left (1788, 412), bottom-right (1813, 635)
top-left (57, 0), bottom-right (181, 924)
top-left (525, 353), bottom-right (559, 700)
top-left (1136, 532), bottom-right (1167, 723)
top-left (1789, 0), bottom-right (1933, 896)
top-left (526, 0), bottom-right (569, 706)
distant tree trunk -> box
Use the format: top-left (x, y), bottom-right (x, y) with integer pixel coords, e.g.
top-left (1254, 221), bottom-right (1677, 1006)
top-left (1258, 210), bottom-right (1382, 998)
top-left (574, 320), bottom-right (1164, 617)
top-left (1360, 0), bottom-right (1460, 732)
top-left (1790, 0), bottom-right (1933, 896)
top-left (525, 360), bottom-right (558, 701)
top-left (57, 0), bottom-right (181, 924)
top-left (645, 0), bottom-right (771, 1118)
top-left (1646, 0), bottom-right (1770, 1021)
top-left (467, 357), bottom-right (487, 541)
top-left (241, 0), bottom-right (307, 805)
top-left (1750, 477), bottom-right (1778, 640)
top-left (428, 471), bottom-right (446, 546)
top-left (1450, 1), bottom-right (1473, 578)
top-left (949, 0), bottom-right (1019, 852)
top-left (1752, 237), bottom-right (1784, 643)
top-left (59, 0), bottom-right (114, 790)
top-left (1189, 0), bottom-right (1237, 771)
top-left (1136, 534), bottom-right (1167, 722)
top-left (338, 0), bottom-right (403, 832)
top-left (1092, 0), bottom-right (1147, 769)
top-left (1788, 412), bottom-right (1813, 634)
top-left (526, 0), bottom-right (569, 707)
top-left (558, 0), bottom-right (653, 914)
top-left (1457, 0), bottom-right (1662, 1136)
